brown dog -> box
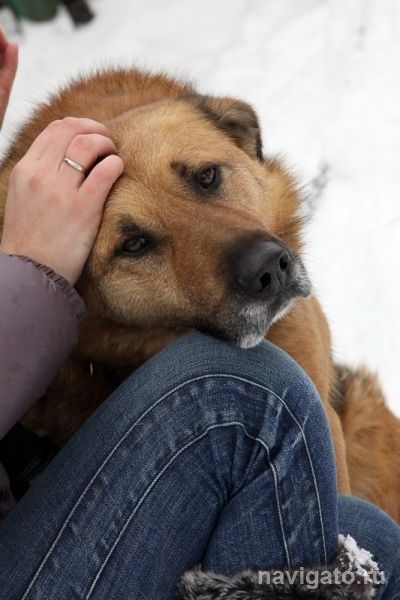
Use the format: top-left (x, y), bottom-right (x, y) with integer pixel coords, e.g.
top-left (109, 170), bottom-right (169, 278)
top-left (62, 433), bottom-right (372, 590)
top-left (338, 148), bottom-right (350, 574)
top-left (0, 68), bottom-right (399, 521)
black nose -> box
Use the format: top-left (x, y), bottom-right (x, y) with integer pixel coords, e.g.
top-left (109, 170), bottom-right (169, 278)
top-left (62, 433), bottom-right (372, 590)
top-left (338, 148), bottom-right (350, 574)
top-left (233, 240), bottom-right (291, 297)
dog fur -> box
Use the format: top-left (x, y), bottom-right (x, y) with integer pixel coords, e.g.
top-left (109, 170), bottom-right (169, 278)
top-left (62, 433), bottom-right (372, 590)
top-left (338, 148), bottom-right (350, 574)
top-left (0, 68), bottom-right (399, 522)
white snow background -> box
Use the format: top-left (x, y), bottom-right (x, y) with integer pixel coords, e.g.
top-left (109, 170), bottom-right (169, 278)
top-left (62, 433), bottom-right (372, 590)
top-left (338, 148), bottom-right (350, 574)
top-left (1, 0), bottom-right (399, 416)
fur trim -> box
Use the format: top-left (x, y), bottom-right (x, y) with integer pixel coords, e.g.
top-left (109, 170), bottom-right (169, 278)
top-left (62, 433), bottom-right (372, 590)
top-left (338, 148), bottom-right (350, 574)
top-left (178, 535), bottom-right (383, 599)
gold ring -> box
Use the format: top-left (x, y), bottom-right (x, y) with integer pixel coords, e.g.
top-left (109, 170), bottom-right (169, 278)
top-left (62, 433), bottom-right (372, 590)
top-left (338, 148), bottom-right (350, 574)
top-left (63, 156), bottom-right (86, 174)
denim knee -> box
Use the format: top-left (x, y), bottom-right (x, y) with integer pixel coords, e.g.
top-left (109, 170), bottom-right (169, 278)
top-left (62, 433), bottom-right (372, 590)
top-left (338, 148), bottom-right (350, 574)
top-left (116, 330), bottom-right (327, 434)
top-left (84, 330), bottom-right (338, 574)
top-left (121, 331), bottom-right (338, 568)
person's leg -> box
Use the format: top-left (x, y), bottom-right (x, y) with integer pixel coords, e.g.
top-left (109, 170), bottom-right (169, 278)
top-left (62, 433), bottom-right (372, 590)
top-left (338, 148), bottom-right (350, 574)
top-left (0, 332), bottom-right (338, 600)
top-left (338, 495), bottom-right (400, 600)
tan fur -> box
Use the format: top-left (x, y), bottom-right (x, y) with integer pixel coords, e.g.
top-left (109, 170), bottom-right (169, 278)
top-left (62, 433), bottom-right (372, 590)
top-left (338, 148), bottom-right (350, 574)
top-left (0, 68), bottom-right (398, 521)
top-left (334, 365), bottom-right (400, 522)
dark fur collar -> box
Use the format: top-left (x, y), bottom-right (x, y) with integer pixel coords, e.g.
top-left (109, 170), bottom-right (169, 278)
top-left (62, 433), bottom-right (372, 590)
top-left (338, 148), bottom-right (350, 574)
top-left (178, 535), bottom-right (381, 599)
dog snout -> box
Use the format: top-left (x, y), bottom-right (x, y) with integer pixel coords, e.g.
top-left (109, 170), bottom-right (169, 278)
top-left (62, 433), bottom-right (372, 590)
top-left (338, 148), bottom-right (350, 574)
top-left (233, 239), bottom-right (292, 298)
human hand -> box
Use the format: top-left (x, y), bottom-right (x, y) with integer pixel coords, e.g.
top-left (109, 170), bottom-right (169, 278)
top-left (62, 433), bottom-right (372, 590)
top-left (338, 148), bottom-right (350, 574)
top-left (0, 117), bottom-right (124, 284)
top-left (0, 24), bottom-right (18, 128)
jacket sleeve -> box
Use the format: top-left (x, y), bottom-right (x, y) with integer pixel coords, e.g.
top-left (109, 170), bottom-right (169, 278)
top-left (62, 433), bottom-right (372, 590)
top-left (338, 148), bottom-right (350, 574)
top-left (0, 254), bottom-right (86, 439)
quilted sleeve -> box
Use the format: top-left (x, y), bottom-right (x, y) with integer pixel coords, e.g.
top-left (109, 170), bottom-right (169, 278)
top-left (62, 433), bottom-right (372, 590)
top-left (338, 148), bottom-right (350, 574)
top-left (0, 254), bottom-right (86, 439)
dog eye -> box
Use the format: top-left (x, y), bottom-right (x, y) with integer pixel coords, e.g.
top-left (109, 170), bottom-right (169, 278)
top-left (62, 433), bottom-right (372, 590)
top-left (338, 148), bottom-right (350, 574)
top-left (120, 236), bottom-right (149, 257)
top-left (193, 165), bottom-right (220, 192)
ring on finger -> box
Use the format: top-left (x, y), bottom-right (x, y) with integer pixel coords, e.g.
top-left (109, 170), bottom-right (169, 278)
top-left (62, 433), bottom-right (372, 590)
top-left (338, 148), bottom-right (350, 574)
top-left (63, 156), bottom-right (87, 174)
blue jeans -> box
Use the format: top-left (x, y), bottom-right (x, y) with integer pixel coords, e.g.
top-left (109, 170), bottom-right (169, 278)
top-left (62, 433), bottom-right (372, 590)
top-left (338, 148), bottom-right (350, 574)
top-left (0, 332), bottom-right (399, 599)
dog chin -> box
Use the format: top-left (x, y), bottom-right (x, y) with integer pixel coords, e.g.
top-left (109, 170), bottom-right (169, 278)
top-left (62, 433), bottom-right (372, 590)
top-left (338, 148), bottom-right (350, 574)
top-left (234, 302), bottom-right (290, 349)
top-left (236, 332), bottom-right (265, 349)
top-left (236, 303), bottom-right (295, 348)
top-left (235, 293), bottom-right (306, 348)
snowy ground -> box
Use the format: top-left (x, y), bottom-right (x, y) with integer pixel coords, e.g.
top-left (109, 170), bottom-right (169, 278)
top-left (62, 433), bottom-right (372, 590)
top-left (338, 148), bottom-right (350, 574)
top-left (1, 0), bottom-right (399, 415)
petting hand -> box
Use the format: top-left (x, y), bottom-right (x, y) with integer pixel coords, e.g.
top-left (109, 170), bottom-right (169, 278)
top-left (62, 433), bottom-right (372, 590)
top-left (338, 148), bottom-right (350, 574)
top-left (0, 117), bottom-right (124, 284)
top-left (0, 24), bottom-right (18, 128)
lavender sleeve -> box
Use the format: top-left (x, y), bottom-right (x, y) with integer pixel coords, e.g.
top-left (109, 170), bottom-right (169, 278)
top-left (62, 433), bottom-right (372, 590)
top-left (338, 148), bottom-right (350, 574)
top-left (0, 254), bottom-right (86, 439)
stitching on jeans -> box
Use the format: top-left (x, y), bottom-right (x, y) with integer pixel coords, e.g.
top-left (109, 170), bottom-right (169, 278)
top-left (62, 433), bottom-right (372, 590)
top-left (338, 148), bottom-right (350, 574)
top-left (22, 373), bottom-right (325, 599)
top-left (85, 421), bottom-right (290, 598)
top-left (234, 376), bottom-right (327, 565)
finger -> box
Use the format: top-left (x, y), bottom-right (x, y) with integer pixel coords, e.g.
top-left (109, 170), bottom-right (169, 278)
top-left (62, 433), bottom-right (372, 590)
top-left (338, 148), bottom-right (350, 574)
top-left (60, 133), bottom-right (119, 187)
top-left (0, 41), bottom-right (18, 90)
top-left (0, 41), bottom-right (18, 79)
top-left (0, 23), bottom-right (8, 52)
top-left (28, 117), bottom-right (112, 162)
top-left (80, 154), bottom-right (124, 211)
top-left (0, 43), bottom-right (18, 127)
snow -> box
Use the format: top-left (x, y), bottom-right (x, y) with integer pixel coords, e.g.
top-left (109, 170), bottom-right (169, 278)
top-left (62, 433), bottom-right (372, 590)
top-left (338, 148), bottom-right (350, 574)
top-left (1, 0), bottom-right (399, 415)
top-left (338, 533), bottom-right (382, 584)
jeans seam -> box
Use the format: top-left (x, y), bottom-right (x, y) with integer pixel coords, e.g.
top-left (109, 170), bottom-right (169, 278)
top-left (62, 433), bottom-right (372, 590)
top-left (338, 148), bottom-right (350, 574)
top-left (21, 372), bottom-right (324, 598)
top-left (85, 421), bottom-right (290, 599)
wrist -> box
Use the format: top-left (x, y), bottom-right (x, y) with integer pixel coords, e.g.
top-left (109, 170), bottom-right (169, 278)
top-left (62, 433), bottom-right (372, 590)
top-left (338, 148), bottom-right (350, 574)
top-left (0, 247), bottom-right (76, 286)
top-left (0, 253), bottom-right (86, 320)
top-left (0, 244), bottom-right (78, 285)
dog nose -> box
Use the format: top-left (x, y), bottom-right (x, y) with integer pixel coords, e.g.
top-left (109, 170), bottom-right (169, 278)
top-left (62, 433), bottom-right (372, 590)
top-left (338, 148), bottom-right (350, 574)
top-left (234, 240), bottom-right (291, 297)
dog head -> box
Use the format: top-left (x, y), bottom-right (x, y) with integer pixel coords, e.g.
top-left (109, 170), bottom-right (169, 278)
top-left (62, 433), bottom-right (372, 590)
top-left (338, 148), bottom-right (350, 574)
top-left (81, 94), bottom-right (311, 348)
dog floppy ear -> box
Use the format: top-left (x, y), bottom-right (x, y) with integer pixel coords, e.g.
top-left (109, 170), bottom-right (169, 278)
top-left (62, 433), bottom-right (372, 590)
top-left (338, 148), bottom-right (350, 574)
top-left (197, 96), bottom-right (263, 161)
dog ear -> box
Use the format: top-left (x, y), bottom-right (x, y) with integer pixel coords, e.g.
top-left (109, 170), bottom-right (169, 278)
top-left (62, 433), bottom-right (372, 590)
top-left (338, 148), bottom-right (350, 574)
top-left (197, 96), bottom-right (263, 161)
